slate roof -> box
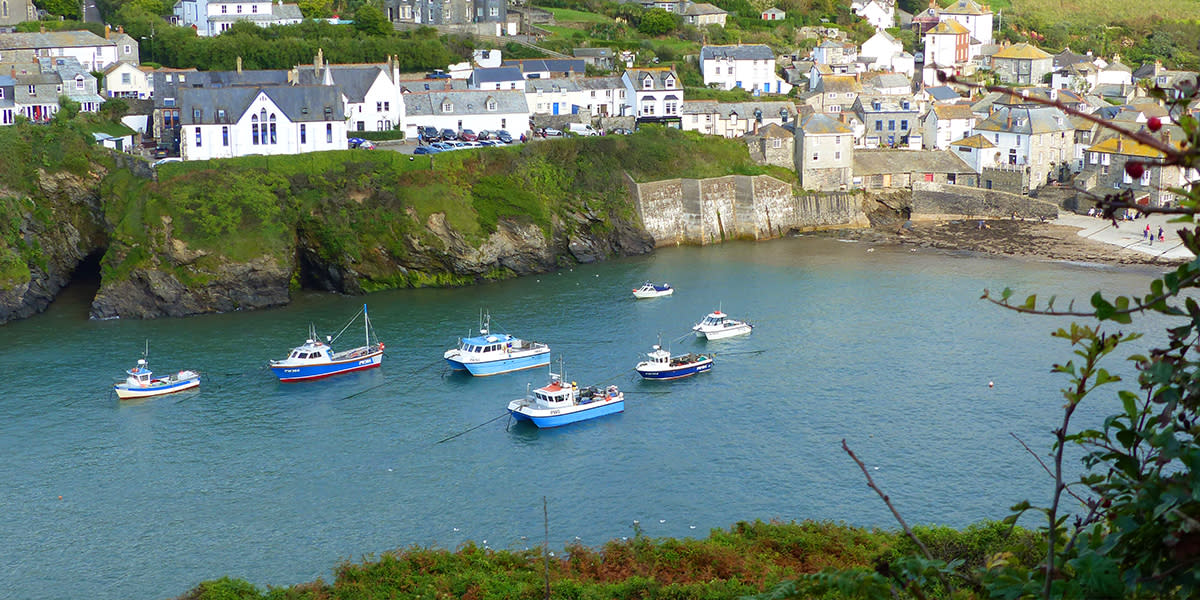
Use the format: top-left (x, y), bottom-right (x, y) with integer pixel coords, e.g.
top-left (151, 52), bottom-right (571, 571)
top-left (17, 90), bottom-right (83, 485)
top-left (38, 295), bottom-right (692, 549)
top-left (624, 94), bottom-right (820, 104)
top-left (681, 100), bottom-right (797, 119)
top-left (572, 48), bottom-right (612, 58)
top-left (683, 2), bottom-right (728, 16)
top-left (700, 45), bottom-right (775, 61)
top-left (853, 149), bottom-right (974, 175)
top-left (799, 113), bottom-right (852, 134)
top-left (179, 85), bottom-right (344, 125)
top-left (577, 76), bottom-right (623, 90)
top-left (1053, 48), bottom-right (1087, 69)
top-left (525, 78), bottom-right (582, 93)
top-left (502, 58), bottom-right (587, 76)
top-left (0, 31), bottom-right (113, 50)
top-left (925, 85), bottom-right (961, 102)
top-left (816, 75), bottom-right (861, 93)
top-left (1086, 135), bottom-right (1178, 159)
top-left (295, 66), bottom-right (387, 103)
top-left (749, 122), bottom-right (792, 138)
top-left (1104, 60), bottom-right (1131, 73)
top-left (626, 67), bottom-right (679, 90)
top-left (404, 89), bottom-right (529, 117)
top-left (974, 105), bottom-right (1072, 135)
top-left (861, 72), bottom-right (911, 91)
top-left (209, 2), bottom-right (301, 21)
top-left (472, 66), bottom-right (525, 84)
top-left (856, 94), bottom-right (918, 113)
top-left (993, 43), bottom-right (1052, 60)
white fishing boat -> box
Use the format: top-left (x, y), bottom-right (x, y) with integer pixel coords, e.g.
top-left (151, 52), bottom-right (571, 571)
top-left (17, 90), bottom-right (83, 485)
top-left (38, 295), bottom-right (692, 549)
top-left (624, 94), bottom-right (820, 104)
top-left (507, 362), bottom-right (624, 428)
top-left (692, 310), bottom-right (753, 340)
top-left (632, 281), bottom-right (674, 299)
top-left (443, 312), bottom-right (550, 376)
top-left (114, 352), bottom-right (200, 400)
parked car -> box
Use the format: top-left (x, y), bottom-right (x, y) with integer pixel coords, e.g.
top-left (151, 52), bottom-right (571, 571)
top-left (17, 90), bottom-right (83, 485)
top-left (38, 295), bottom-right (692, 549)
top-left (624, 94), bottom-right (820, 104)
top-left (496, 130), bottom-right (513, 144)
top-left (418, 126), bottom-right (440, 142)
top-left (154, 147), bottom-right (170, 159)
top-left (542, 127), bottom-right (563, 137)
top-left (459, 129), bottom-right (478, 141)
top-left (609, 127), bottom-right (633, 135)
top-left (477, 130), bottom-right (495, 140)
top-left (413, 146), bottom-right (441, 154)
top-left (425, 70), bottom-right (450, 79)
top-left (152, 157), bottom-right (182, 167)
top-left (430, 142), bottom-right (453, 151)
top-left (568, 123), bottom-right (599, 136)
top-left (348, 137), bottom-right (376, 149)
top-left (440, 128), bottom-right (458, 141)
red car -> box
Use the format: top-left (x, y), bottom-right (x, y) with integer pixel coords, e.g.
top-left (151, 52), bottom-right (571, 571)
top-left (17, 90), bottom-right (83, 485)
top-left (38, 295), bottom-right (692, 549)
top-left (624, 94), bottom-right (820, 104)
top-left (459, 129), bottom-right (478, 141)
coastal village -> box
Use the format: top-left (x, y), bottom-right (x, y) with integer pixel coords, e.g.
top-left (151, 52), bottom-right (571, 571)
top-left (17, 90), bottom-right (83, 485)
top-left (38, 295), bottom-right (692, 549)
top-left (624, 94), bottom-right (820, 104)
top-left (1, 0), bottom-right (1198, 215)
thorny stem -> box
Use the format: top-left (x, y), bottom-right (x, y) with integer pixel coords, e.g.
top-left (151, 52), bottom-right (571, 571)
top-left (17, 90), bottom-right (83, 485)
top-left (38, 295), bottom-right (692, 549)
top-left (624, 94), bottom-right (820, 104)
top-left (842, 439), bottom-right (953, 594)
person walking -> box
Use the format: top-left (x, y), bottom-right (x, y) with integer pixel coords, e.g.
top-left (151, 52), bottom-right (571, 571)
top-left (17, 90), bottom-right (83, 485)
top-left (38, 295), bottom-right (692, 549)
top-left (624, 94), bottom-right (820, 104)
top-left (1145, 224), bottom-right (1150, 239)
top-left (1159, 226), bottom-right (1165, 242)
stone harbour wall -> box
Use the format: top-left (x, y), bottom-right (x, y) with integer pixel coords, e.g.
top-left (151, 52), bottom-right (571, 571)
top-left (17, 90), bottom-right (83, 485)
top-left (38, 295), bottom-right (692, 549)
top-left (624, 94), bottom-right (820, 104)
top-left (635, 175), bottom-right (870, 246)
top-left (910, 181), bottom-right (1058, 221)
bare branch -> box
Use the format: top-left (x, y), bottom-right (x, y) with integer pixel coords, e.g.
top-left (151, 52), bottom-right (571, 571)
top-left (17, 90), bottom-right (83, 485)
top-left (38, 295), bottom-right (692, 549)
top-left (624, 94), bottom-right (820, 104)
top-left (1010, 432), bottom-right (1090, 506)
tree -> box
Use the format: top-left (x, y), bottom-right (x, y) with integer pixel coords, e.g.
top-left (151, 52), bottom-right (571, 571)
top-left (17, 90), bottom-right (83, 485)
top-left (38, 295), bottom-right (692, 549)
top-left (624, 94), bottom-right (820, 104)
top-left (755, 83), bottom-right (1200, 599)
top-left (100, 98), bottom-right (130, 121)
top-left (34, 0), bottom-right (82, 19)
top-left (353, 4), bottom-right (393, 36)
top-left (637, 8), bottom-right (677, 36)
top-left (56, 96), bottom-right (81, 122)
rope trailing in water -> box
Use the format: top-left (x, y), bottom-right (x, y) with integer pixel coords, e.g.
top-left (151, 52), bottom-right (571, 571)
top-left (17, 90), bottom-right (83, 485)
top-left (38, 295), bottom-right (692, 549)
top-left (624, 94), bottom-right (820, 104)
top-left (435, 412), bottom-right (510, 444)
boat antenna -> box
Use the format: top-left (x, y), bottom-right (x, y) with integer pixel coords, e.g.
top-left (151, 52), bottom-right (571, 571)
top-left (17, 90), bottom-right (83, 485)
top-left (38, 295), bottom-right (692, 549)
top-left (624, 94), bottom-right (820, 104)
top-left (363, 304), bottom-right (370, 348)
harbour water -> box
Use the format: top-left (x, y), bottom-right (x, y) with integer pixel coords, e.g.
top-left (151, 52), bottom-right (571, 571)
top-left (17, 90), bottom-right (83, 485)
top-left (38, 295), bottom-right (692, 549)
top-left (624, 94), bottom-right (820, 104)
top-left (0, 236), bottom-right (1172, 599)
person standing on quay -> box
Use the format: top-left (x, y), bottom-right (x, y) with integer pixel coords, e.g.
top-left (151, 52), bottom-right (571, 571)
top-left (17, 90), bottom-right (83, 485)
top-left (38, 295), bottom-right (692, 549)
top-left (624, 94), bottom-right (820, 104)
top-left (1159, 226), bottom-right (1165, 242)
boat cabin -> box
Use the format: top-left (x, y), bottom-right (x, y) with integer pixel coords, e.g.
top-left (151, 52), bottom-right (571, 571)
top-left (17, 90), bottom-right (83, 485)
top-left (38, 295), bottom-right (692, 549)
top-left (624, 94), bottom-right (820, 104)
top-left (288, 341), bottom-right (332, 362)
top-left (699, 312), bottom-right (729, 327)
top-left (458, 335), bottom-right (511, 355)
top-left (126, 360), bottom-right (153, 386)
top-left (532, 375), bottom-right (577, 408)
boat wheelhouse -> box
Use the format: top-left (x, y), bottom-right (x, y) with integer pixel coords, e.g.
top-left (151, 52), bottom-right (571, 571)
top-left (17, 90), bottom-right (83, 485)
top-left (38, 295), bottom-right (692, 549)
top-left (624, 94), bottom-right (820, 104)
top-left (114, 357), bottom-right (201, 400)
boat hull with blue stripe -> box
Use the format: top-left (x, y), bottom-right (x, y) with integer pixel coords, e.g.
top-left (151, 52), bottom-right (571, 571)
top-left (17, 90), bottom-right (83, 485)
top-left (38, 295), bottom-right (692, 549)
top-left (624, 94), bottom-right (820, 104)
top-left (635, 351), bottom-right (713, 380)
top-left (444, 315), bottom-right (550, 376)
top-left (114, 358), bottom-right (201, 399)
top-left (270, 304), bottom-right (385, 382)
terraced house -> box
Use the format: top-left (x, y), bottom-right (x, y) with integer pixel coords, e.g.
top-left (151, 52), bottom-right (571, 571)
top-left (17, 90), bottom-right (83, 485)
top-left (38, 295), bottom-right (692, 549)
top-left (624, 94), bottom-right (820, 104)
top-left (991, 43), bottom-right (1053, 85)
top-left (796, 113), bottom-right (854, 191)
top-left (699, 44), bottom-right (792, 95)
top-left (622, 67), bottom-right (682, 127)
top-left (1081, 129), bottom-right (1189, 208)
top-left (972, 104), bottom-right (1073, 191)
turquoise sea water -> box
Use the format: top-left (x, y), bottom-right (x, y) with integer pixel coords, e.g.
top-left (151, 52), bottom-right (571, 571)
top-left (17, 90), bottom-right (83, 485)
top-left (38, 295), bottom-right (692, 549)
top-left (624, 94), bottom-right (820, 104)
top-left (0, 236), bottom-right (1172, 599)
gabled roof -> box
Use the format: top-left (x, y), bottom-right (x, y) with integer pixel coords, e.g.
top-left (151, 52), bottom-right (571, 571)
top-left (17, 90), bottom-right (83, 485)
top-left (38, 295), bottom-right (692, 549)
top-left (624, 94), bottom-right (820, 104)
top-left (700, 45), bottom-right (775, 61)
top-left (762, 7), bottom-right (786, 15)
top-left (927, 20), bottom-right (970, 35)
top-left (861, 72), bottom-right (911, 91)
top-left (750, 122), bottom-right (793, 138)
top-left (179, 85), bottom-right (345, 125)
top-left (294, 66), bottom-right (387, 104)
top-left (1053, 48), bottom-right (1087, 69)
top-left (625, 67), bottom-right (679, 90)
top-left (993, 43), bottom-right (1052, 60)
top-left (856, 94), bottom-right (917, 113)
top-left (1086, 135), bottom-right (1175, 159)
top-left (501, 58), bottom-right (587, 75)
top-left (854, 149), bottom-right (974, 174)
top-left (683, 2), bottom-right (728, 16)
top-left (525, 78), bottom-right (582, 93)
top-left (940, 0), bottom-right (990, 15)
top-left (925, 85), bottom-right (961, 102)
top-left (951, 133), bottom-right (994, 148)
top-left (815, 75), bottom-right (862, 93)
top-left (0, 30), bottom-right (114, 51)
top-left (932, 103), bottom-right (974, 120)
top-left (577, 76), bottom-right (624, 90)
top-left (799, 113), bottom-right (853, 134)
top-left (404, 89), bottom-right (529, 117)
top-left (974, 105), bottom-right (1072, 135)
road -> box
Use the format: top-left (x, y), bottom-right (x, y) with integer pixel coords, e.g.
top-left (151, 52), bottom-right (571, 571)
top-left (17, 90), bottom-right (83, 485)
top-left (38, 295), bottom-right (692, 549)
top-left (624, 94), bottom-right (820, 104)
top-left (83, 1), bottom-right (102, 24)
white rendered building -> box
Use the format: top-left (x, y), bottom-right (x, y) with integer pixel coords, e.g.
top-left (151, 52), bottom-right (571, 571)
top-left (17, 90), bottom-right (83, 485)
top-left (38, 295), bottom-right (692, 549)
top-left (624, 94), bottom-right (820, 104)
top-left (174, 0), bottom-right (303, 37)
top-left (178, 85), bottom-right (347, 161)
top-left (699, 45), bottom-right (792, 95)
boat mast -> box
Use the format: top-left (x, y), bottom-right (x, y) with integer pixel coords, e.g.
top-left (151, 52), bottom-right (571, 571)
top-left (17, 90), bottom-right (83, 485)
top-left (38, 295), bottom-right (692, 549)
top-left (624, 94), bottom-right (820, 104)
top-left (363, 304), bottom-right (369, 348)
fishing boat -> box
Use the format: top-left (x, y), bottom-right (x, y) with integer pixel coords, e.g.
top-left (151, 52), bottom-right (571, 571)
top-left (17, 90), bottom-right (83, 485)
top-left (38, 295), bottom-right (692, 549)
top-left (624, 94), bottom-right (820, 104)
top-left (632, 281), bottom-right (674, 299)
top-left (635, 344), bottom-right (713, 380)
top-left (692, 309), bottom-right (753, 340)
top-left (114, 353), bottom-right (200, 400)
top-left (507, 366), bottom-right (624, 428)
top-left (443, 312), bottom-right (550, 376)
top-left (269, 304), bottom-right (384, 382)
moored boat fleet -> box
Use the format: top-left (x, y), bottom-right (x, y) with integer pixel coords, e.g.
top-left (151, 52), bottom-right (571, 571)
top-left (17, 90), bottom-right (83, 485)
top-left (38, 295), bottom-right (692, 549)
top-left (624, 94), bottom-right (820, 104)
top-left (112, 282), bottom-right (753, 430)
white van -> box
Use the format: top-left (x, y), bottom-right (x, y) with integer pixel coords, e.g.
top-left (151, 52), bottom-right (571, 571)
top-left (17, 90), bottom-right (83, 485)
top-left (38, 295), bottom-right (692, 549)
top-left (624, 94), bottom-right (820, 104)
top-left (568, 123), bottom-right (600, 136)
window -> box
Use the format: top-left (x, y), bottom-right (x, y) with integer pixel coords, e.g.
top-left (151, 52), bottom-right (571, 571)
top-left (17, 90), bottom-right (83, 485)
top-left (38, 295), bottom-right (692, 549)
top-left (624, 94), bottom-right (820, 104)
top-left (501, 118), bottom-right (506, 129)
top-left (195, 127), bottom-right (202, 147)
top-left (1140, 169), bottom-right (1151, 186)
top-left (251, 114), bottom-right (259, 144)
top-left (1101, 153), bottom-right (1111, 166)
top-left (300, 124), bottom-right (306, 144)
top-left (217, 109), bottom-right (225, 120)
top-left (1088, 152), bottom-right (1097, 164)
top-left (486, 98), bottom-right (497, 111)
top-left (900, 119), bottom-right (908, 130)
top-left (490, 6), bottom-right (498, 16)
top-left (771, 138), bottom-right (782, 149)
top-left (715, 67), bottom-right (721, 75)
top-left (192, 108), bottom-right (201, 120)
top-left (835, 151), bottom-right (841, 159)
top-left (269, 114), bottom-right (277, 144)
top-left (326, 123), bottom-right (332, 143)
top-left (121, 73), bottom-right (131, 85)
top-left (1123, 168), bottom-right (1133, 184)
top-left (827, 92), bottom-right (835, 99)
top-left (251, 3), bottom-right (257, 11)
top-left (236, 4), bottom-right (241, 12)
top-left (875, 120), bottom-right (882, 131)
top-left (888, 120), bottom-right (895, 131)
top-left (383, 101), bottom-right (389, 111)
top-left (124, 44), bottom-right (131, 54)
top-left (812, 153), bottom-right (818, 161)
top-left (28, 84), bottom-right (35, 96)
top-left (664, 101), bottom-right (677, 115)
top-left (641, 101), bottom-right (655, 116)
top-left (643, 77), bottom-right (653, 90)
top-left (376, 101), bottom-right (382, 111)
top-left (221, 4), bottom-right (226, 12)
top-left (222, 126), bottom-right (229, 146)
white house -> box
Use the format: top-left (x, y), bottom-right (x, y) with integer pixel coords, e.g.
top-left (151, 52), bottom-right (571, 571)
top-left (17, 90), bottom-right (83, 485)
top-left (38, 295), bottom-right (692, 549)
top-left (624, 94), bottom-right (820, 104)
top-left (178, 85), bottom-right (347, 161)
top-left (1097, 56), bottom-right (1133, 87)
top-left (949, 133), bottom-right (997, 173)
top-left (174, 0), bottom-right (303, 37)
top-left (922, 103), bottom-right (975, 149)
top-left (813, 39), bottom-right (858, 65)
top-left (622, 67), bottom-right (682, 126)
top-left (525, 77), bottom-right (584, 115)
top-left (0, 75), bottom-right (15, 126)
top-left (851, 0), bottom-right (895, 30)
top-left (576, 76), bottom-right (627, 117)
top-left (299, 62), bottom-right (403, 133)
top-left (938, 0), bottom-right (992, 46)
top-left (972, 105), bottom-right (1074, 188)
top-left (680, 100), bottom-right (799, 138)
top-left (103, 62), bottom-right (153, 99)
top-left (0, 30), bottom-right (124, 71)
top-left (470, 66), bottom-right (525, 90)
top-left (860, 30), bottom-right (901, 70)
top-left (699, 45), bottom-right (792, 95)
top-left (402, 89), bottom-right (530, 139)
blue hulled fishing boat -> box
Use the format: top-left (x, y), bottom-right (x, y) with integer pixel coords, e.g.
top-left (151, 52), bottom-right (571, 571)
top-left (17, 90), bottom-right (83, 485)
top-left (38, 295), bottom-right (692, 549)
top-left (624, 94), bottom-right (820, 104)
top-left (270, 304), bottom-right (384, 382)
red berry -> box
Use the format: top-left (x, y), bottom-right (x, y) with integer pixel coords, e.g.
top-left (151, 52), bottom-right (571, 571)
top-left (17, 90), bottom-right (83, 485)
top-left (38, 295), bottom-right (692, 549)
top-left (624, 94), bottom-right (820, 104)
top-left (1148, 116), bottom-right (1163, 131)
top-left (1126, 162), bottom-right (1145, 179)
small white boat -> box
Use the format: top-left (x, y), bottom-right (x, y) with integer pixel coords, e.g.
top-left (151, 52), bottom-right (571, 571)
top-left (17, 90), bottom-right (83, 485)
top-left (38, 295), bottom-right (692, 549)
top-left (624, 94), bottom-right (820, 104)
top-left (632, 281), bottom-right (674, 299)
top-left (508, 364), bottom-right (624, 428)
top-left (692, 310), bottom-right (753, 340)
top-left (114, 358), bottom-right (200, 400)
top-left (635, 345), bottom-right (713, 380)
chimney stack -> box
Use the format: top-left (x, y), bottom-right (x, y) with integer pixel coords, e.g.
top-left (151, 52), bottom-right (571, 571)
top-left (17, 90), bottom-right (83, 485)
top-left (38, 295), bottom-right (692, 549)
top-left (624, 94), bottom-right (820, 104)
top-left (236, 56), bottom-right (243, 74)
top-left (105, 24), bottom-right (111, 39)
top-left (1117, 137), bottom-right (1123, 152)
top-left (316, 48), bottom-right (324, 74)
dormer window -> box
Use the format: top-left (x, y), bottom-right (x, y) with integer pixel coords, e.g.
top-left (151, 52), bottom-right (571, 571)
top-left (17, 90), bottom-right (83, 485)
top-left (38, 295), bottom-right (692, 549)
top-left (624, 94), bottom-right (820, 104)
top-left (75, 75), bottom-right (84, 90)
top-left (217, 108), bottom-right (225, 120)
top-left (642, 75), bottom-right (653, 90)
top-left (665, 75), bottom-right (675, 89)
top-left (901, 101), bottom-right (910, 110)
top-left (872, 101), bottom-right (881, 110)
top-left (193, 108), bottom-right (201, 120)
top-left (486, 97), bottom-right (497, 111)
top-left (441, 99), bottom-right (453, 113)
